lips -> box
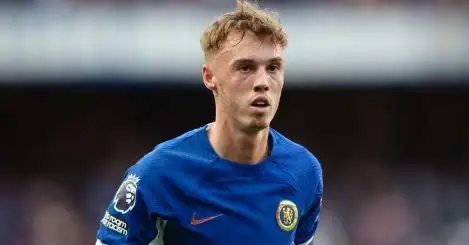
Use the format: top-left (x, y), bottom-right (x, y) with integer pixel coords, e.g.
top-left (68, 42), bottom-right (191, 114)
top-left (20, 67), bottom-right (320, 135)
top-left (251, 96), bottom-right (270, 108)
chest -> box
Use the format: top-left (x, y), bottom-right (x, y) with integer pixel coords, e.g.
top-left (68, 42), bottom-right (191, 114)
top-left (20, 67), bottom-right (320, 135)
top-left (163, 177), bottom-right (306, 245)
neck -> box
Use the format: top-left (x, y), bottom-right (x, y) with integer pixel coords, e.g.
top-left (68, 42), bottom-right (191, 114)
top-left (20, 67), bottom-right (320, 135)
top-left (207, 120), bottom-right (270, 164)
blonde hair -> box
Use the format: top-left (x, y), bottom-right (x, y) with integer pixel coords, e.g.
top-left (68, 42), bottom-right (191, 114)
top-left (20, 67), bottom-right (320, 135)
top-left (200, 0), bottom-right (288, 61)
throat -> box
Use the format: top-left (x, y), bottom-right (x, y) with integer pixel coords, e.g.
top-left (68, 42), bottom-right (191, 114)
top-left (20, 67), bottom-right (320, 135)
top-left (207, 123), bottom-right (271, 164)
top-left (236, 136), bottom-right (269, 164)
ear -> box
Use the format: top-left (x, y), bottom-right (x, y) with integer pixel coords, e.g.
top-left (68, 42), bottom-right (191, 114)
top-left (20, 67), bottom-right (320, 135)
top-left (202, 64), bottom-right (217, 92)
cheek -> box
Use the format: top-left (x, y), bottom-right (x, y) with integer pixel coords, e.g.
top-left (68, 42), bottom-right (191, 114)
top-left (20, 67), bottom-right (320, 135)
top-left (234, 75), bottom-right (253, 90)
top-left (270, 80), bottom-right (284, 107)
top-left (227, 77), bottom-right (251, 96)
top-left (270, 77), bottom-right (284, 92)
top-left (218, 83), bottom-right (243, 109)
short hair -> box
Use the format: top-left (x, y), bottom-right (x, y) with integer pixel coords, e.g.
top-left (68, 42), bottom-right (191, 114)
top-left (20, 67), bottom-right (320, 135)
top-left (200, 0), bottom-right (288, 62)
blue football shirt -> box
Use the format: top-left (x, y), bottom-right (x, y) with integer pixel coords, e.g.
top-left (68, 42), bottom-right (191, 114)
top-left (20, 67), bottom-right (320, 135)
top-left (96, 124), bottom-right (323, 245)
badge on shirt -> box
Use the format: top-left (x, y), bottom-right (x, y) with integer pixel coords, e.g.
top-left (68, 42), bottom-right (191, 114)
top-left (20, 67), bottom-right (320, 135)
top-left (276, 200), bottom-right (298, 231)
top-left (113, 174), bottom-right (140, 214)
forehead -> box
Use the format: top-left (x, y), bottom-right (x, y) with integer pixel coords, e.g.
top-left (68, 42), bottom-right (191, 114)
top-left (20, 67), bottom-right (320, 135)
top-left (216, 31), bottom-right (284, 64)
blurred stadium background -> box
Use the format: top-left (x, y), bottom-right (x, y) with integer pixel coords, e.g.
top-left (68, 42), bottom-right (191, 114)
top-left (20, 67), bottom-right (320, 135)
top-left (0, 0), bottom-right (468, 245)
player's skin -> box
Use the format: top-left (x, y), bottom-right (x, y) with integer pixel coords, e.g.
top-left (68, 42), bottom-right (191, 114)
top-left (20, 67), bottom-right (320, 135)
top-left (202, 30), bottom-right (284, 165)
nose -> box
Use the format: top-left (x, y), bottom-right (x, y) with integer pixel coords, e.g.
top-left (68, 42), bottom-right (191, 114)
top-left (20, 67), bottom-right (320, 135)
top-left (253, 71), bottom-right (269, 92)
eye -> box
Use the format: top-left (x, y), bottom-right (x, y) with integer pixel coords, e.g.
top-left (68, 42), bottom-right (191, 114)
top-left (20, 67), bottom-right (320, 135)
top-left (267, 64), bottom-right (280, 73)
top-left (237, 64), bottom-right (253, 73)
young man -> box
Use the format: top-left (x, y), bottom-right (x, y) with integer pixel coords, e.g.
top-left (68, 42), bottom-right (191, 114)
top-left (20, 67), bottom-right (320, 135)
top-left (96, 1), bottom-right (323, 245)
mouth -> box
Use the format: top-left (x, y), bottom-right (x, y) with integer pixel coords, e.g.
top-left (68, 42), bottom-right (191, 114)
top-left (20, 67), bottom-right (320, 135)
top-left (250, 97), bottom-right (270, 110)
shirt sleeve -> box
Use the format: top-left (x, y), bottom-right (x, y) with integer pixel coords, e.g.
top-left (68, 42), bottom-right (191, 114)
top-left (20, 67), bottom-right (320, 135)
top-left (96, 164), bottom-right (164, 245)
top-left (294, 194), bottom-right (322, 245)
top-left (294, 157), bottom-right (323, 245)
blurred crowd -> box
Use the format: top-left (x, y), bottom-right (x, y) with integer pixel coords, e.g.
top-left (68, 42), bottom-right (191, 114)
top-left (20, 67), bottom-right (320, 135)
top-left (1, 87), bottom-right (468, 245)
top-left (0, 0), bottom-right (467, 7)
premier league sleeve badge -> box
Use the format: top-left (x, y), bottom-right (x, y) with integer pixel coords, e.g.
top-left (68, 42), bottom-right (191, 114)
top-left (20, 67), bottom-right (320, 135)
top-left (113, 174), bottom-right (140, 214)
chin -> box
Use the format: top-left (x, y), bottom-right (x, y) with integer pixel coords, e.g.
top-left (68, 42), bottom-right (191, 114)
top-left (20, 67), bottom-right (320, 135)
top-left (244, 118), bottom-right (270, 133)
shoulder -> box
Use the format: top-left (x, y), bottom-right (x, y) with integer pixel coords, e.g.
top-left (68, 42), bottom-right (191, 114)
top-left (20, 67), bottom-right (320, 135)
top-left (271, 128), bottom-right (322, 175)
top-left (270, 128), bottom-right (323, 200)
top-left (128, 125), bottom-right (212, 184)
top-left (120, 126), bottom-right (211, 214)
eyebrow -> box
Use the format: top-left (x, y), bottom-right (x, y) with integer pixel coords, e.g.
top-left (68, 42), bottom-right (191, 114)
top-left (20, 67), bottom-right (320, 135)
top-left (231, 57), bottom-right (284, 66)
